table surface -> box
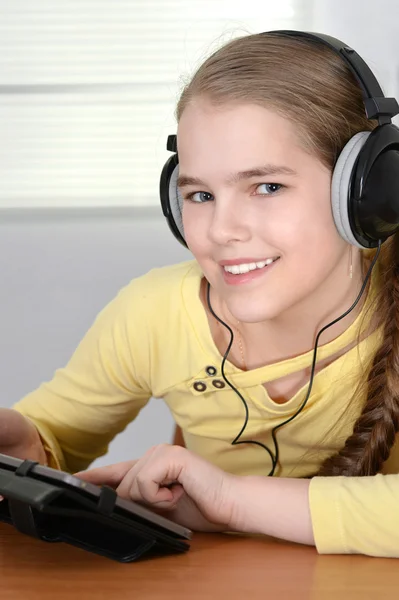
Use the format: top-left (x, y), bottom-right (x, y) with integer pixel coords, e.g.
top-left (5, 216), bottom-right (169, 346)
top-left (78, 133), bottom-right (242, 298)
top-left (1, 522), bottom-right (398, 600)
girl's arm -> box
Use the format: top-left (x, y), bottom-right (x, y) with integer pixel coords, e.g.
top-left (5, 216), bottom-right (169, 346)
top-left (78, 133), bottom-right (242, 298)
top-left (12, 281), bottom-right (152, 473)
top-left (308, 473), bottom-right (399, 557)
top-left (221, 471), bottom-right (399, 557)
top-left (231, 471), bottom-right (399, 557)
top-left (77, 444), bottom-right (399, 558)
top-left (230, 475), bottom-right (314, 545)
top-left (77, 445), bottom-right (314, 543)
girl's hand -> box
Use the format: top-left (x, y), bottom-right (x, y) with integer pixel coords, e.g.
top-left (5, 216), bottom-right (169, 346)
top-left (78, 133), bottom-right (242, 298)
top-left (76, 444), bottom-right (239, 532)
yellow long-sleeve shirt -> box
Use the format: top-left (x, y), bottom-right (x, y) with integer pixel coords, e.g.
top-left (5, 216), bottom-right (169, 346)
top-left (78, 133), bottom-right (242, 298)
top-left (13, 260), bottom-right (399, 557)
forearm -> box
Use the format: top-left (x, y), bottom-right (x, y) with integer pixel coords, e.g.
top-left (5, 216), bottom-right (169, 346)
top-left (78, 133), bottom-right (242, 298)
top-left (231, 475), bottom-right (314, 546)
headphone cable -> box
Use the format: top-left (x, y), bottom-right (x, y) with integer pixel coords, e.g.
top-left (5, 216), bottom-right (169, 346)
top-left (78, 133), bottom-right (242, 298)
top-left (206, 241), bottom-right (381, 476)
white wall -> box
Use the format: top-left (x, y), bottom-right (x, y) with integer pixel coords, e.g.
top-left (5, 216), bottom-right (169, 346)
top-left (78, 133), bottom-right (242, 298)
top-left (313, 0), bottom-right (399, 102)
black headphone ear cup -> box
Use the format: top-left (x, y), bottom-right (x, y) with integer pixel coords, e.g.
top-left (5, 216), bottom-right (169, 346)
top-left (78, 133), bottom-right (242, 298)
top-left (355, 147), bottom-right (399, 243)
top-left (159, 154), bottom-right (187, 247)
top-left (331, 132), bottom-right (370, 248)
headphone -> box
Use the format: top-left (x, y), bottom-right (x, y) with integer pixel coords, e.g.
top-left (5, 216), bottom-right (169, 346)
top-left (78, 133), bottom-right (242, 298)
top-left (160, 30), bottom-right (399, 250)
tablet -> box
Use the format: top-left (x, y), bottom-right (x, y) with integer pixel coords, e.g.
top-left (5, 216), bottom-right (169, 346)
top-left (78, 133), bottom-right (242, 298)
top-left (0, 452), bottom-right (191, 539)
top-left (0, 453), bottom-right (192, 562)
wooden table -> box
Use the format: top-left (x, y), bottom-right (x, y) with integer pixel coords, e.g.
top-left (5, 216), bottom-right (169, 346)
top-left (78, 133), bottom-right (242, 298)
top-left (0, 522), bottom-right (398, 599)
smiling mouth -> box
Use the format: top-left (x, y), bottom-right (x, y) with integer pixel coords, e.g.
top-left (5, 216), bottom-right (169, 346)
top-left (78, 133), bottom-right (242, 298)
top-left (222, 257), bottom-right (280, 275)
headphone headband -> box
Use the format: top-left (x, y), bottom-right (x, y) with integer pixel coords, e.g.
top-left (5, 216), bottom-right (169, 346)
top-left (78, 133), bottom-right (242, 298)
top-left (268, 31), bottom-right (399, 125)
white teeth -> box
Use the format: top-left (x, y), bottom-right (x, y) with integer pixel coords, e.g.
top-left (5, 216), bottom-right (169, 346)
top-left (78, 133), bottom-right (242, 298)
top-left (223, 258), bottom-right (278, 274)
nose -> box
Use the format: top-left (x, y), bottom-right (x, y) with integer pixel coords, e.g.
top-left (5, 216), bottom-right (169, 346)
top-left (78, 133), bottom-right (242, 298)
top-left (208, 195), bottom-right (251, 246)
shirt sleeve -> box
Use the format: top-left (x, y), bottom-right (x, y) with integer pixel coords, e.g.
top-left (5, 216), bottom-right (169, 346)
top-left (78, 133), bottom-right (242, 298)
top-left (309, 473), bottom-right (399, 557)
top-left (13, 279), bottom-right (153, 474)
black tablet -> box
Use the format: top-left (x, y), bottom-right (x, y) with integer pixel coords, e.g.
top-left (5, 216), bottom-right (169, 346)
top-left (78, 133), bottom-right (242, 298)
top-left (0, 453), bottom-right (192, 562)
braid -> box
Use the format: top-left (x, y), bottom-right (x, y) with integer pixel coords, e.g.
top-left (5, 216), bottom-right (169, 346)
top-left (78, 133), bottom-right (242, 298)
top-left (318, 234), bottom-right (399, 476)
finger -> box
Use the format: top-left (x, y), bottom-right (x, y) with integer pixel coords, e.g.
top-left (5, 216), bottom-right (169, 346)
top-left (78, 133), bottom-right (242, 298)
top-left (74, 459), bottom-right (137, 488)
top-left (119, 445), bottom-right (187, 505)
top-left (135, 479), bottom-right (186, 509)
top-left (115, 446), bottom-right (163, 498)
top-left (138, 482), bottom-right (185, 510)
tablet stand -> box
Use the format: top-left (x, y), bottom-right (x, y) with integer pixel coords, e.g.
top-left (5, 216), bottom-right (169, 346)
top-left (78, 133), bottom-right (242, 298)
top-left (0, 459), bottom-right (190, 562)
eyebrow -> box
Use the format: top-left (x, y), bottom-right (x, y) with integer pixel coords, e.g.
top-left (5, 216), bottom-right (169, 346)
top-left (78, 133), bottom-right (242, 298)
top-left (177, 164), bottom-right (298, 189)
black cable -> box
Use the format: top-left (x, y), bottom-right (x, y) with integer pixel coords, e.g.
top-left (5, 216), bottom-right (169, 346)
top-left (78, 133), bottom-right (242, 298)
top-left (206, 240), bottom-right (382, 476)
top-left (206, 290), bottom-right (276, 466)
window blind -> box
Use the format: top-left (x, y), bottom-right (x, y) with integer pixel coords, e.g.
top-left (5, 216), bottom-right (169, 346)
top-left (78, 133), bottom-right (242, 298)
top-left (0, 0), bottom-right (313, 209)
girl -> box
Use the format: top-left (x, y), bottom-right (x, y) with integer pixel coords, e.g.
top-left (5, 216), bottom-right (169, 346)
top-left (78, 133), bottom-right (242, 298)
top-left (3, 31), bottom-right (399, 557)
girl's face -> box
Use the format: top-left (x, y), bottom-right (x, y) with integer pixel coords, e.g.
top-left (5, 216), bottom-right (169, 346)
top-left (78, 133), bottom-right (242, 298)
top-left (177, 100), bottom-right (350, 324)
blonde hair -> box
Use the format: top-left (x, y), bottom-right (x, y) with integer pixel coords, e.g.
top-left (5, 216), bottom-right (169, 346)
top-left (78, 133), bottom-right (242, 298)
top-left (176, 33), bottom-right (376, 168)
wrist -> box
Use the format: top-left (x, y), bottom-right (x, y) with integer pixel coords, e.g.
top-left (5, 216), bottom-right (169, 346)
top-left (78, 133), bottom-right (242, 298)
top-left (228, 475), bottom-right (266, 533)
top-left (228, 475), bottom-right (315, 546)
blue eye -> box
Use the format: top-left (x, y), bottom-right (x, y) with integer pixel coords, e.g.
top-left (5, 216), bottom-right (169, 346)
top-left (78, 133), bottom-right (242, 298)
top-left (185, 191), bottom-right (214, 203)
top-left (255, 183), bottom-right (282, 195)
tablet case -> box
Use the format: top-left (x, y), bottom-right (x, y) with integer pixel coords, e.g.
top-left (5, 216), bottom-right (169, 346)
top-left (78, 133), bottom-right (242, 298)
top-left (0, 458), bottom-right (190, 562)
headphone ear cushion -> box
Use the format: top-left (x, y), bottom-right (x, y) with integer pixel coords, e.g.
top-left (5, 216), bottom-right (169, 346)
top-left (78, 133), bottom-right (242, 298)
top-left (168, 163), bottom-right (185, 242)
top-left (160, 153), bottom-right (186, 247)
top-left (331, 131), bottom-right (371, 248)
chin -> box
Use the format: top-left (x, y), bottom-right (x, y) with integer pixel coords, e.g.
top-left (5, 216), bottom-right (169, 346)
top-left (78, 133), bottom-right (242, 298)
top-left (226, 298), bottom-right (284, 324)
